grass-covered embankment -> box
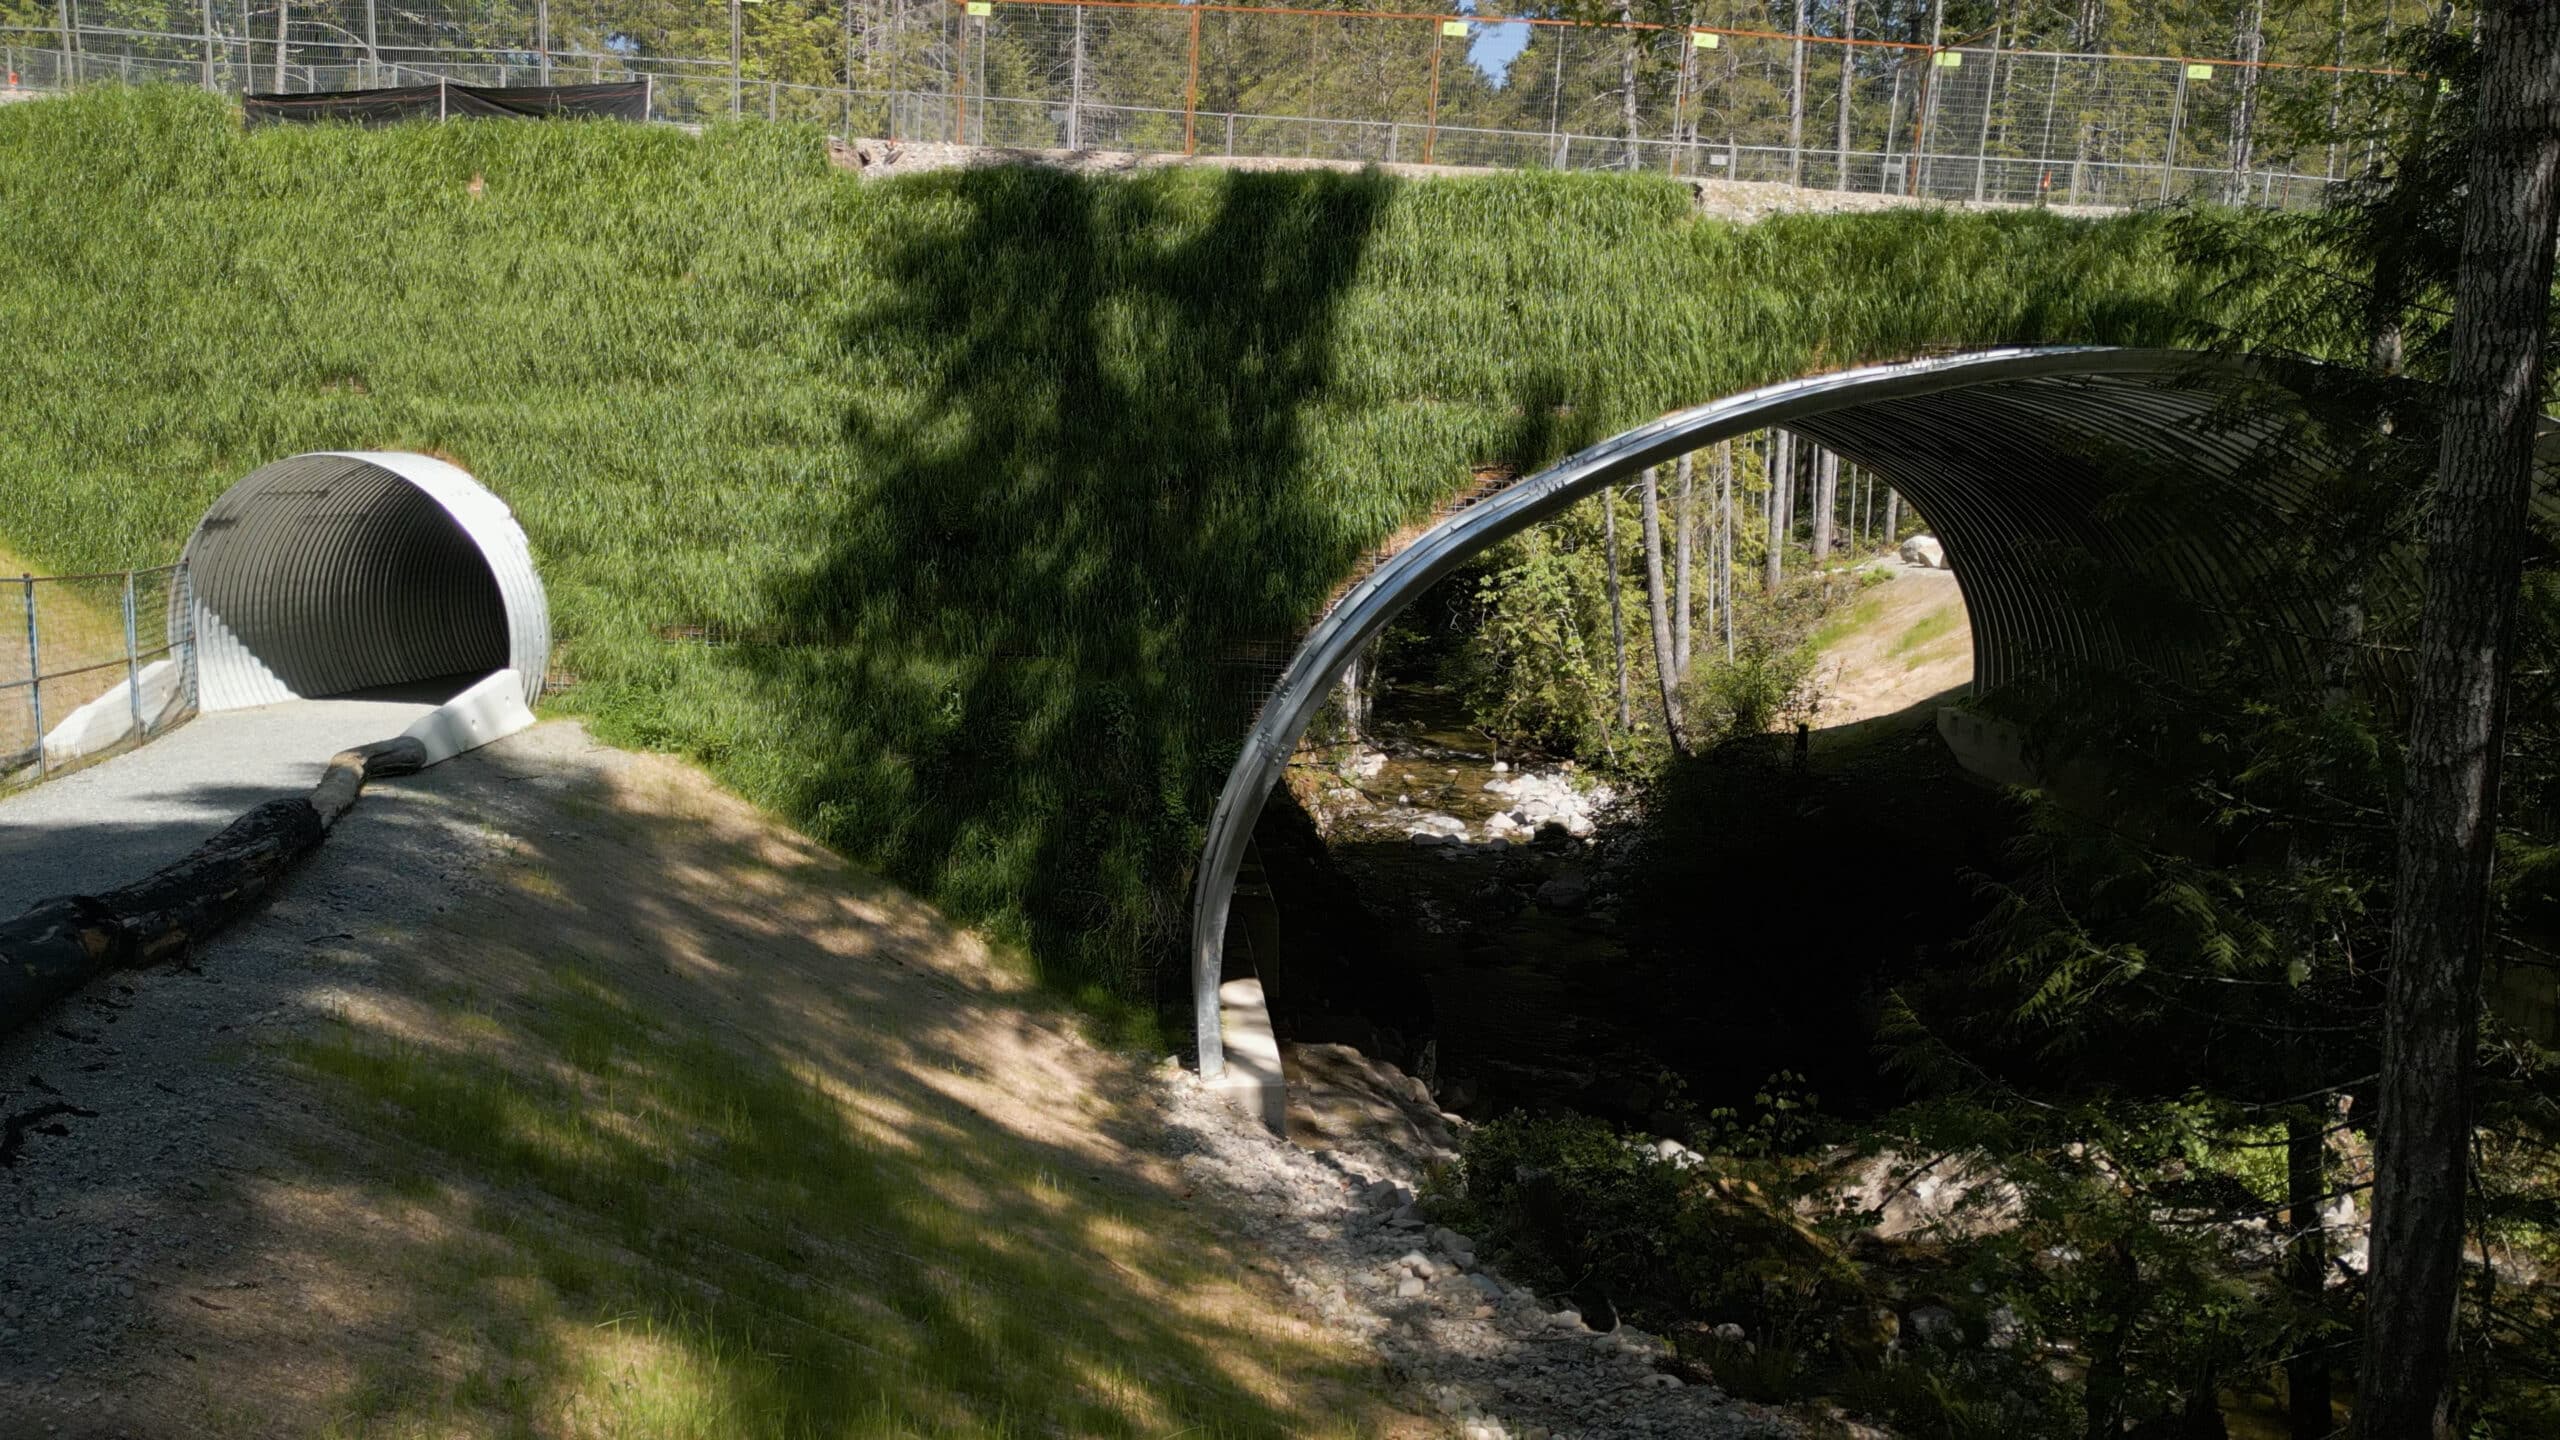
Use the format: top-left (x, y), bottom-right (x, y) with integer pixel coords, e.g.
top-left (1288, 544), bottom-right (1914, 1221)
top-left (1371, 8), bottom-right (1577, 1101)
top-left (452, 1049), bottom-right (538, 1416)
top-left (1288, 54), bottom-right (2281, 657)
top-left (0, 87), bottom-right (2222, 1020)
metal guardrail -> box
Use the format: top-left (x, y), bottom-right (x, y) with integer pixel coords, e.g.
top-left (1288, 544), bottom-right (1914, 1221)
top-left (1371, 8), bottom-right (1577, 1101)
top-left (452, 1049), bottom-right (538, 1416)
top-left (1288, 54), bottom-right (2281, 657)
top-left (2, 564), bottom-right (197, 790)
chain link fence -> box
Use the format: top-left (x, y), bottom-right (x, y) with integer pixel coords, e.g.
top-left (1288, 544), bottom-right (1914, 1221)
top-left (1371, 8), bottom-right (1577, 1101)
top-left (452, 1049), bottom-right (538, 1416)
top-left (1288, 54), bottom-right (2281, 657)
top-left (3, 0), bottom-right (2398, 207)
top-left (2, 566), bottom-right (197, 790)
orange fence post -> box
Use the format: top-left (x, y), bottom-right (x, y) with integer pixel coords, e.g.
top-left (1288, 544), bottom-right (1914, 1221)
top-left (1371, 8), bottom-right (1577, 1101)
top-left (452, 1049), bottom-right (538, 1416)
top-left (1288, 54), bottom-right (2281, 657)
top-left (1184, 4), bottom-right (1201, 155)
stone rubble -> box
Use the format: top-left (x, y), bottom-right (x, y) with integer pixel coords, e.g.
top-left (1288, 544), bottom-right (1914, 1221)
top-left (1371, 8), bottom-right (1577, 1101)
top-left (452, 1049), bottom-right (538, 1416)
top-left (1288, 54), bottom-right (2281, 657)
top-left (1151, 1066), bottom-right (1799, 1440)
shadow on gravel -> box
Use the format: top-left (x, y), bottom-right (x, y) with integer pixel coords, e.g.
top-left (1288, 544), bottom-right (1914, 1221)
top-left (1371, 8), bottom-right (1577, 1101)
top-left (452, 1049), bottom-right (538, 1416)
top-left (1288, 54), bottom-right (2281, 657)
top-left (0, 784), bottom-right (314, 913)
top-left (0, 733), bottom-right (1416, 1437)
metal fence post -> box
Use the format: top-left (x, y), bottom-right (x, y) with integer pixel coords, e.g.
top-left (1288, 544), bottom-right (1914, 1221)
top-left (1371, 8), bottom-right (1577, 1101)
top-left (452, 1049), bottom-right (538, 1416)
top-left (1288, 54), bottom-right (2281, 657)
top-left (1422, 21), bottom-right (1444, 167)
top-left (22, 575), bottom-right (44, 777)
top-left (2162, 63), bottom-right (2189, 201)
top-left (1972, 32), bottom-right (2001, 202)
top-left (1067, 3), bottom-right (1083, 149)
top-left (122, 570), bottom-right (142, 739)
top-left (177, 563), bottom-right (197, 715)
top-left (200, 0), bottom-right (215, 89)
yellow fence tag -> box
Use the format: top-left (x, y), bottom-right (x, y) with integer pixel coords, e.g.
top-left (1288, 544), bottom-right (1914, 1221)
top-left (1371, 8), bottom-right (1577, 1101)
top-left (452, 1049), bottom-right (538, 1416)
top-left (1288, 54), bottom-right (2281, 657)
top-left (2185, 63), bottom-right (2214, 80)
top-left (965, 2), bottom-right (991, 15)
top-left (1691, 31), bottom-right (1718, 48)
top-left (1441, 20), bottom-right (1468, 37)
top-left (1932, 50), bottom-right (1961, 67)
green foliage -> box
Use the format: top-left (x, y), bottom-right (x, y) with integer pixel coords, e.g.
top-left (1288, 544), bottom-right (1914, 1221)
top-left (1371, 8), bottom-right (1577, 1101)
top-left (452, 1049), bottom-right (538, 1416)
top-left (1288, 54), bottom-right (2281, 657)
top-left (1457, 494), bottom-right (1643, 764)
top-left (0, 87), bottom-right (2215, 1012)
top-left (1434, 1102), bottom-right (1875, 1362)
top-left (1679, 571), bottom-right (1833, 746)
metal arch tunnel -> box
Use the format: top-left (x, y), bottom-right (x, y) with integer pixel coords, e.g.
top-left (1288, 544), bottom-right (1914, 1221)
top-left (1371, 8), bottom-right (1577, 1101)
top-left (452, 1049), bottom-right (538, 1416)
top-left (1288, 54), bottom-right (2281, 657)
top-left (183, 451), bottom-right (550, 712)
top-left (1189, 344), bottom-right (2439, 1083)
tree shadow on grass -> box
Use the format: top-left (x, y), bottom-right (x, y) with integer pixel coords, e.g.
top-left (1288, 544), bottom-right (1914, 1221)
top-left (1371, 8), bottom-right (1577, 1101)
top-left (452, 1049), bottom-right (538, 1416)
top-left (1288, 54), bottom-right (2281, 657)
top-left (739, 165), bottom-right (1398, 1012)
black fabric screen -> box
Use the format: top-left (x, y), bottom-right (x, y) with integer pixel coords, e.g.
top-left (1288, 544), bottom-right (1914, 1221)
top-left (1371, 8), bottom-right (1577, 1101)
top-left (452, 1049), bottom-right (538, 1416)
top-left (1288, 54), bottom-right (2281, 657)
top-left (244, 81), bottom-right (649, 128)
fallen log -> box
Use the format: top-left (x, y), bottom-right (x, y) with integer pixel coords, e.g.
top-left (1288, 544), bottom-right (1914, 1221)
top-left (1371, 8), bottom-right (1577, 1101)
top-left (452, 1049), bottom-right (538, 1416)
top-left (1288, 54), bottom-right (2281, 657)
top-left (0, 737), bottom-right (426, 1035)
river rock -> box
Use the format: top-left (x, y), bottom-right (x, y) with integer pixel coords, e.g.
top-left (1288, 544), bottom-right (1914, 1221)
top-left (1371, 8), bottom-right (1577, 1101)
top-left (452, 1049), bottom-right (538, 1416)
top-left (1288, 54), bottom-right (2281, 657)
top-left (1534, 874), bottom-right (1590, 911)
top-left (1652, 1137), bottom-right (1705, 1170)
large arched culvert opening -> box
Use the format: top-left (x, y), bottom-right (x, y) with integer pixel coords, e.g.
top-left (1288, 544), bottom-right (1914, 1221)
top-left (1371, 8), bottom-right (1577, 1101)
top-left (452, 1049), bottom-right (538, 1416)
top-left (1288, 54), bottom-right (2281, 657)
top-left (184, 452), bottom-right (550, 712)
top-left (1190, 345), bottom-right (2555, 1099)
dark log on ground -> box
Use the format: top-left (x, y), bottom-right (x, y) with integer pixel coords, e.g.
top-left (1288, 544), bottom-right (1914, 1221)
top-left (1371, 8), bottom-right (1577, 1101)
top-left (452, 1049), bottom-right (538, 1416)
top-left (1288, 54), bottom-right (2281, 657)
top-left (0, 735), bottom-right (429, 1036)
top-left (95, 797), bottom-right (324, 964)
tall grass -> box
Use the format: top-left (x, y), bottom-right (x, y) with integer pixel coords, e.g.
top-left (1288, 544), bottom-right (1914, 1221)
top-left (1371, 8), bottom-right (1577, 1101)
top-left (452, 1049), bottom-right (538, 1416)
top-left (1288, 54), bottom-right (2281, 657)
top-left (0, 88), bottom-right (2221, 1019)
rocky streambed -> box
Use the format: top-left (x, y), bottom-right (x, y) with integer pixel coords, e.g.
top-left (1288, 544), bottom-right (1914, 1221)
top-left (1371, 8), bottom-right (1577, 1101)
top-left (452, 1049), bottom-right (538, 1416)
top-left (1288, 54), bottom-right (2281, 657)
top-left (1271, 691), bottom-right (1678, 1121)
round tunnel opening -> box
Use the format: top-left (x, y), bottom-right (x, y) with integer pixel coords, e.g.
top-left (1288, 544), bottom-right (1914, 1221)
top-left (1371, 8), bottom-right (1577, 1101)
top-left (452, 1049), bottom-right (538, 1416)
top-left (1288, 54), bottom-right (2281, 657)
top-left (184, 452), bottom-right (550, 712)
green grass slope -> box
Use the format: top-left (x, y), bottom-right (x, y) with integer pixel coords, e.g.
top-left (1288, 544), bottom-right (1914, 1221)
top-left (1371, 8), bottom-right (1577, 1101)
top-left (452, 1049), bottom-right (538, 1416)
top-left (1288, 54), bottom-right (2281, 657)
top-left (0, 88), bottom-right (2219, 1020)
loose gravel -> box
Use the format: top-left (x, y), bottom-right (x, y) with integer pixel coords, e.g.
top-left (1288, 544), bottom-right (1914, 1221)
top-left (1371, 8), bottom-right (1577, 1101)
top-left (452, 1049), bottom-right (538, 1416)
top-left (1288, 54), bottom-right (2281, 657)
top-left (1153, 1070), bottom-right (1801, 1440)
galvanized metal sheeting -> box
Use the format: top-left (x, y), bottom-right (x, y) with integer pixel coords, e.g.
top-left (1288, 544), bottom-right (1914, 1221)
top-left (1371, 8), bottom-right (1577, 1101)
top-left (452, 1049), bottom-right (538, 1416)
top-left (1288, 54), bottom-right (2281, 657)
top-left (184, 453), bottom-right (549, 712)
top-left (1190, 346), bottom-right (2540, 1077)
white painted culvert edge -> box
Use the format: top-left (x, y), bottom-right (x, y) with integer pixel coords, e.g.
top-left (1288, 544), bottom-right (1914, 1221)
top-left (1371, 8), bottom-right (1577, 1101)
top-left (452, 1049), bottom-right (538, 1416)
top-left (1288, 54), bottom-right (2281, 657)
top-left (183, 453), bottom-right (549, 712)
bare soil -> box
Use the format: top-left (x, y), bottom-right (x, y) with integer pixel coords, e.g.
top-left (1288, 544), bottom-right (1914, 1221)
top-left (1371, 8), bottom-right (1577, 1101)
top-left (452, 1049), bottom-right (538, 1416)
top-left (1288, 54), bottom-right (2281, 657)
top-left (1804, 562), bottom-right (1972, 730)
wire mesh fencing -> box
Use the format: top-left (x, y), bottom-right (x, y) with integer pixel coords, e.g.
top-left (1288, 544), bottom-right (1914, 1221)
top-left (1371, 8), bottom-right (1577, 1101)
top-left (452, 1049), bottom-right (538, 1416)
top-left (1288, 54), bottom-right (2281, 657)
top-left (2, 0), bottom-right (2403, 208)
top-left (2, 566), bottom-right (197, 790)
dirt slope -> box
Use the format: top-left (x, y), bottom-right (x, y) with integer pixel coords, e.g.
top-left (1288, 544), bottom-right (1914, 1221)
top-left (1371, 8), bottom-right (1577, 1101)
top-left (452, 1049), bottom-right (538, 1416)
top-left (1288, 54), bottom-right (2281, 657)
top-left (1804, 561), bottom-right (1972, 729)
top-left (0, 721), bottom-right (1426, 1438)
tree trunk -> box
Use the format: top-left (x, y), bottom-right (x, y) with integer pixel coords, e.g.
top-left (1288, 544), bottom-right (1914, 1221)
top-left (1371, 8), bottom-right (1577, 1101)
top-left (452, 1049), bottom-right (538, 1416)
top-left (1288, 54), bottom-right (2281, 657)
top-left (1642, 466), bottom-right (1688, 754)
top-left (1883, 487), bottom-right (1901, 545)
top-left (1720, 443), bottom-right (1736, 659)
top-left (1764, 431), bottom-right (1792, 591)
top-left (2360, 12), bottom-right (2560, 1437)
top-left (1674, 451), bottom-right (1695, 672)
top-left (1811, 448), bottom-right (1838, 562)
top-left (2226, 0), bottom-right (2266, 204)
top-left (1605, 487), bottom-right (1632, 732)
top-left (1834, 0), bottom-right (1856, 189)
top-left (2370, 3), bottom-right (2464, 379)
top-left (1788, 0), bottom-right (1808, 184)
top-left (1618, 0), bottom-right (1640, 169)
top-left (2084, 1240), bottom-right (2138, 1440)
top-left (2288, 1110), bottom-right (2335, 1440)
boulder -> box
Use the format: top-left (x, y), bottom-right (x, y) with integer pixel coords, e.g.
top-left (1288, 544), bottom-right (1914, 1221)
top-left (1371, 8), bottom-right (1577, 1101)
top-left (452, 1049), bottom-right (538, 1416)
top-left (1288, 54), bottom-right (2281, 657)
top-left (1900, 533), bottom-right (1947, 569)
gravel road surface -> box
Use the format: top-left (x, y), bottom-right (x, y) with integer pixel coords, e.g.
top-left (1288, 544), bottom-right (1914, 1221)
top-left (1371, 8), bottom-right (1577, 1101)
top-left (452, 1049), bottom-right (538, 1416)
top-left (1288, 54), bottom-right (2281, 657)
top-left (0, 699), bottom-right (432, 916)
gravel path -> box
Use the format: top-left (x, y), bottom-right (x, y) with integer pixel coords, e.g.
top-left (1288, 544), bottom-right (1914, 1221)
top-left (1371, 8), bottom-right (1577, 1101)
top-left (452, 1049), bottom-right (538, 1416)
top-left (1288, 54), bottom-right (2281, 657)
top-left (0, 699), bottom-right (431, 915)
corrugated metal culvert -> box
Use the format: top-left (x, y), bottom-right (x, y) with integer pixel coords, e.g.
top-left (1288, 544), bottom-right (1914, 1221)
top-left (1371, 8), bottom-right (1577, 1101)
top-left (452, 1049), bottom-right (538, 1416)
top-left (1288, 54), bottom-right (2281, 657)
top-left (183, 453), bottom-right (549, 712)
top-left (1187, 345), bottom-right (2560, 1078)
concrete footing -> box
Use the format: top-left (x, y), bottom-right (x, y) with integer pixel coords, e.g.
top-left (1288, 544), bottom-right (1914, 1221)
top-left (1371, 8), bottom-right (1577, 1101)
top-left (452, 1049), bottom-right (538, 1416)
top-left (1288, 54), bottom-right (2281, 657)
top-left (1209, 977), bottom-right (1289, 1134)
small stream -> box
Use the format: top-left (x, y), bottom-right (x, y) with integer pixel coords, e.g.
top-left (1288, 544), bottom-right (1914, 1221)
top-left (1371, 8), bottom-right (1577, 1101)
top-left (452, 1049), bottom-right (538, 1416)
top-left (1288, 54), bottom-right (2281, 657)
top-left (1257, 677), bottom-right (2017, 1127)
top-left (1270, 683), bottom-right (1679, 1120)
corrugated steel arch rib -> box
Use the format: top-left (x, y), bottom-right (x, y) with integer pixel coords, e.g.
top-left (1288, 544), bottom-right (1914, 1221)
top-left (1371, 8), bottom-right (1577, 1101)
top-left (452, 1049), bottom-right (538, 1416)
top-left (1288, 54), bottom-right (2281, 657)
top-left (184, 452), bottom-right (550, 712)
top-left (1190, 344), bottom-right (2528, 1078)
